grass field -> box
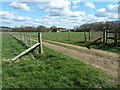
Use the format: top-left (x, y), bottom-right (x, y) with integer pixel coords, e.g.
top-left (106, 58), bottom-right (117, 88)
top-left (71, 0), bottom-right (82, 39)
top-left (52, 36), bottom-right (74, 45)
top-left (2, 33), bottom-right (119, 88)
top-left (42, 32), bottom-right (119, 53)
top-left (25, 32), bottom-right (119, 53)
top-left (42, 32), bottom-right (89, 41)
top-left (25, 32), bottom-right (88, 42)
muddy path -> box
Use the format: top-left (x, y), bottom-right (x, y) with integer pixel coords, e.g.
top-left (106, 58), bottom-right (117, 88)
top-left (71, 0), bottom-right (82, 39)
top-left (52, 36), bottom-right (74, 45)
top-left (31, 38), bottom-right (119, 77)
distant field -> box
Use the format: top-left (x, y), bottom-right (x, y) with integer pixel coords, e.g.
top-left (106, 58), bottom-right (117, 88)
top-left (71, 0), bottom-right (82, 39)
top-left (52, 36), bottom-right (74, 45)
top-left (25, 32), bottom-right (119, 53)
top-left (2, 33), bottom-right (119, 88)
top-left (25, 32), bottom-right (89, 42)
top-left (42, 32), bottom-right (89, 42)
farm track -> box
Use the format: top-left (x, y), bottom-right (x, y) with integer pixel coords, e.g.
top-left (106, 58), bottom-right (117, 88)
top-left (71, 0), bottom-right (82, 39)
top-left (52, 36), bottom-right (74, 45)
top-left (29, 38), bottom-right (119, 77)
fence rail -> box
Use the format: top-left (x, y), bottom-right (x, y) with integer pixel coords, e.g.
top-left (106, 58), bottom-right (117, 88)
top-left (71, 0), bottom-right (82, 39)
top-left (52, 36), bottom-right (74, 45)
top-left (4, 32), bottom-right (43, 62)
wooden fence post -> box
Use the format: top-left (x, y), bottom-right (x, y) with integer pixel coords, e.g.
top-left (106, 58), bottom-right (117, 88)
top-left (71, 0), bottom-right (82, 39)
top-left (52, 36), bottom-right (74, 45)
top-left (30, 33), bottom-right (32, 46)
top-left (18, 32), bottom-right (20, 40)
top-left (40, 33), bottom-right (43, 54)
top-left (24, 32), bottom-right (25, 44)
top-left (23, 32), bottom-right (24, 43)
top-left (28, 34), bottom-right (30, 47)
top-left (106, 30), bottom-right (108, 43)
top-left (103, 30), bottom-right (106, 43)
top-left (114, 29), bottom-right (118, 46)
top-left (89, 31), bottom-right (91, 42)
top-left (84, 31), bottom-right (87, 42)
top-left (38, 32), bottom-right (43, 54)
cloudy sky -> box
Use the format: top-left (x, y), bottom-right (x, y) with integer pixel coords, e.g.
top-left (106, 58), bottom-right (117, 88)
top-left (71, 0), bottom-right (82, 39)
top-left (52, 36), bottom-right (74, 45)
top-left (0, 0), bottom-right (119, 28)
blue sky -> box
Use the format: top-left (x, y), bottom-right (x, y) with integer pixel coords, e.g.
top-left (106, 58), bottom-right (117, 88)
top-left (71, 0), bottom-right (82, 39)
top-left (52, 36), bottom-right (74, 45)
top-left (0, 0), bottom-right (119, 29)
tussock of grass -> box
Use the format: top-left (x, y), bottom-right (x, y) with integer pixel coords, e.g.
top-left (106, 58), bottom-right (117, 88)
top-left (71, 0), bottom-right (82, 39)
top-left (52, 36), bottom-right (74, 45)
top-left (2, 34), bottom-right (119, 88)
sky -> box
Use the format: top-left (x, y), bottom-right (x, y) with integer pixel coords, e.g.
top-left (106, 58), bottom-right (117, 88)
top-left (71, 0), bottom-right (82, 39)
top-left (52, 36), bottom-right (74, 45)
top-left (0, 0), bottom-right (119, 29)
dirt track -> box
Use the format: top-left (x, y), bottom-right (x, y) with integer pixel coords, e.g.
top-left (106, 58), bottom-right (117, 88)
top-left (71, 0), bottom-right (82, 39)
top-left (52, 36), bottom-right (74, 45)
top-left (32, 39), bottom-right (119, 77)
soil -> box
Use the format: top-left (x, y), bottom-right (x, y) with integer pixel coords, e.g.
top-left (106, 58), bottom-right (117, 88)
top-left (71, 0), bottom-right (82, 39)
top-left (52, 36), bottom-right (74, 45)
top-left (32, 39), bottom-right (119, 78)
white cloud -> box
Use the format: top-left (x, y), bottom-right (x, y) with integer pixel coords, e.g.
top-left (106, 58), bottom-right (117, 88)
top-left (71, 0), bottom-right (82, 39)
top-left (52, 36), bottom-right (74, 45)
top-left (0, 11), bottom-right (14, 19)
top-left (37, 0), bottom-right (71, 16)
top-left (84, 2), bottom-right (95, 9)
top-left (72, 0), bottom-right (81, 5)
top-left (37, 0), bottom-right (85, 17)
top-left (72, 5), bottom-right (79, 9)
top-left (97, 8), bottom-right (106, 12)
top-left (61, 13), bottom-right (110, 27)
top-left (0, 11), bottom-right (32, 21)
top-left (69, 11), bottom-right (85, 17)
top-left (95, 8), bottom-right (109, 17)
top-left (25, 21), bottom-right (41, 26)
top-left (9, 2), bottom-right (31, 11)
top-left (44, 15), bottom-right (59, 19)
top-left (85, 14), bottom-right (108, 22)
top-left (13, 16), bottom-right (32, 21)
top-left (35, 18), bottom-right (54, 26)
top-left (95, 4), bottom-right (118, 20)
top-left (106, 4), bottom-right (118, 13)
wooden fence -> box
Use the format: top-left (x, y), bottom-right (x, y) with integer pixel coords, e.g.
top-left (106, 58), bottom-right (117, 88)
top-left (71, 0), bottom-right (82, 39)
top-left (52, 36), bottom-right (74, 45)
top-left (90, 29), bottom-right (120, 46)
top-left (106, 29), bottom-right (120, 46)
top-left (5, 32), bottom-right (43, 62)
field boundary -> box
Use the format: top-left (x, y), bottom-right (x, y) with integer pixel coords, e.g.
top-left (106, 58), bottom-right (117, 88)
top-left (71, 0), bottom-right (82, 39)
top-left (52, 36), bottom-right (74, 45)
top-left (4, 32), bottom-right (43, 62)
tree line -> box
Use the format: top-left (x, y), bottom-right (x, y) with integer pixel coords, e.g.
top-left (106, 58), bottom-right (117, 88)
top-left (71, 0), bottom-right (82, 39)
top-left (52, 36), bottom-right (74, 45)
top-left (12, 25), bottom-right (50, 32)
top-left (74, 21), bottom-right (120, 32)
top-left (1, 20), bottom-right (120, 32)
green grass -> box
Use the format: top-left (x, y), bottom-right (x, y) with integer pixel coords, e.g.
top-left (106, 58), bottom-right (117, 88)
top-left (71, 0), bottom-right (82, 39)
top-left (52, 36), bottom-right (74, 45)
top-left (42, 32), bottom-right (89, 41)
top-left (2, 33), bottom-right (119, 88)
top-left (24, 32), bottom-right (88, 41)
top-left (2, 34), bottom-right (28, 60)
